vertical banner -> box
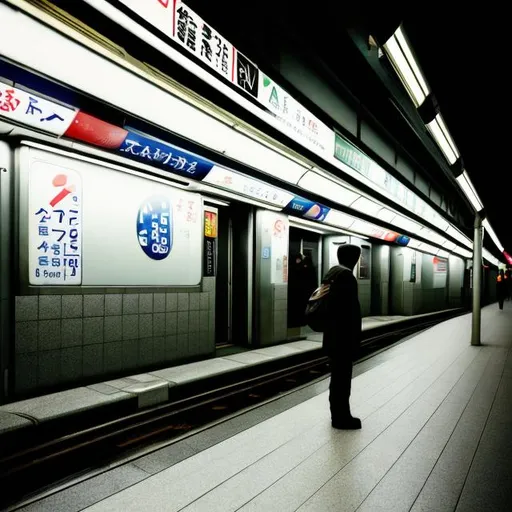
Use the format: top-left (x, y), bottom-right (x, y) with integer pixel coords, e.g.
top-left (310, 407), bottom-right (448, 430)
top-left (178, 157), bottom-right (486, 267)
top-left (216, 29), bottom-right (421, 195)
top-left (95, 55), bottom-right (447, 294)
top-left (29, 163), bottom-right (82, 285)
top-left (271, 217), bottom-right (288, 284)
top-left (410, 250), bottom-right (417, 282)
top-left (203, 210), bottom-right (217, 277)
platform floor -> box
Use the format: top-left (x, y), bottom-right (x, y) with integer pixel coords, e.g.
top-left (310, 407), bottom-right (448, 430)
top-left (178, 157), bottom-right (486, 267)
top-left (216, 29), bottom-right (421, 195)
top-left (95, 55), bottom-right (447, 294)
top-left (12, 303), bottom-right (512, 512)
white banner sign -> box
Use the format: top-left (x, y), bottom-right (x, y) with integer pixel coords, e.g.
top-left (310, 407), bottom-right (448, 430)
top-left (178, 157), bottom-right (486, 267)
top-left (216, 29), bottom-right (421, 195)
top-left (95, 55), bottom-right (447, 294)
top-left (0, 83), bottom-right (77, 136)
top-left (174, 0), bottom-right (234, 82)
top-left (257, 74), bottom-right (333, 155)
top-left (29, 162), bottom-right (82, 285)
top-left (203, 165), bottom-right (294, 208)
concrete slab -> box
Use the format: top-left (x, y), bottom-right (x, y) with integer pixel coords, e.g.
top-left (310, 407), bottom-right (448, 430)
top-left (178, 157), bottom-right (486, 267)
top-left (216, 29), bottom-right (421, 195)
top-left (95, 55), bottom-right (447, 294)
top-left (0, 410), bottom-right (33, 434)
top-left (150, 358), bottom-right (244, 385)
top-left (0, 387), bottom-right (131, 422)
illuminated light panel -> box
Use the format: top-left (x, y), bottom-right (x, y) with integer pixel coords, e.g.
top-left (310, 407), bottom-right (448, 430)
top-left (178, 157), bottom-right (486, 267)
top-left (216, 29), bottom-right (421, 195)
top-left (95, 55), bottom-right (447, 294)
top-left (456, 171), bottom-right (483, 212)
top-left (483, 218), bottom-right (504, 253)
top-left (383, 27), bottom-right (429, 107)
top-left (426, 114), bottom-right (459, 165)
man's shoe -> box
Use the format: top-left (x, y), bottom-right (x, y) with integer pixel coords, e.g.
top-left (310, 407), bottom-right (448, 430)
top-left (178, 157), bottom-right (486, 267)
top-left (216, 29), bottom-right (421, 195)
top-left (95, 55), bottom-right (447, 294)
top-left (331, 416), bottom-right (362, 430)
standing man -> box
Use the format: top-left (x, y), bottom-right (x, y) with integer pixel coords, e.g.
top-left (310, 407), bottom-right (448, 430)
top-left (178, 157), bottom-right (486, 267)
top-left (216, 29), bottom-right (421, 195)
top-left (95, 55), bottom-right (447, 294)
top-left (497, 269), bottom-right (506, 310)
top-left (322, 244), bottom-right (362, 429)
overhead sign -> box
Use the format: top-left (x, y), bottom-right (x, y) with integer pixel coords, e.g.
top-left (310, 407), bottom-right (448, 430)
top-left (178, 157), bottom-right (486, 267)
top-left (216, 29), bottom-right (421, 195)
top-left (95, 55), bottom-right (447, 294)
top-left (0, 83), bottom-right (77, 136)
top-left (283, 196), bottom-right (330, 221)
top-left (203, 166), bottom-right (294, 207)
top-left (119, 129), bottom-right (215, 180)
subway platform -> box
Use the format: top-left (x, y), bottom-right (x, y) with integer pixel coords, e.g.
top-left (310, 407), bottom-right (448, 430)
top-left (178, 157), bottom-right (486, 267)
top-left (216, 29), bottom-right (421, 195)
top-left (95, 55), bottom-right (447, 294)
top-left (7, 302), bottom-right (511, 511)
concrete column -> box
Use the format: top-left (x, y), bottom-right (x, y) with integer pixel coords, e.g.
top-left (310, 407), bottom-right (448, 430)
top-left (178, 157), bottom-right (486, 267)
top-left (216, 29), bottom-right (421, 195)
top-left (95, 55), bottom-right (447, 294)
top-left (471, 213), bottom-right (483, 346)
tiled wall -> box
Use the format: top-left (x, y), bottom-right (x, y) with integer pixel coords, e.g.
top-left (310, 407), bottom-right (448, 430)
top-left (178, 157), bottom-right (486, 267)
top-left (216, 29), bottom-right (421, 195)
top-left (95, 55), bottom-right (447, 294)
top-left (14, 277), bottom-right (216, 395)
top-left (273, 284), bottom-right (288, 342)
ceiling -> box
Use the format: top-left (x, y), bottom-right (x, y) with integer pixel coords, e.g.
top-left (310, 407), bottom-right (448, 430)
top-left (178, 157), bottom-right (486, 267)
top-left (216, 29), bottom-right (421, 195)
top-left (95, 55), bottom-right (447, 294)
top-left (401, 15), bottom-right (509, 252)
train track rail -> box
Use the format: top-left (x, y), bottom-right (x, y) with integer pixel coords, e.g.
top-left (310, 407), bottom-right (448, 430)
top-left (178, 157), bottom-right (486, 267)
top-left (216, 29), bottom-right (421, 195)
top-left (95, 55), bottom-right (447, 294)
top-left (1, 309), bottom-right (465, 509)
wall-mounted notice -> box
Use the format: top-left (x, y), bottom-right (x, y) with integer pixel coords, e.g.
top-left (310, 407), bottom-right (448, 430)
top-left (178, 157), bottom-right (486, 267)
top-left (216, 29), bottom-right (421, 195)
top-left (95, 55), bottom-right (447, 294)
top-left (203, 210), bottom-right (217, 277)
top-left (29, 163), bottom-right (82, 285)
top-left (23, 147), bottom-right (203, 287)
top-left (271, 217), bottom-right (288, 284)
top-left (137, 196), bottom-right (173, 260)
top-left (0, 83), bottom-right (77, 136)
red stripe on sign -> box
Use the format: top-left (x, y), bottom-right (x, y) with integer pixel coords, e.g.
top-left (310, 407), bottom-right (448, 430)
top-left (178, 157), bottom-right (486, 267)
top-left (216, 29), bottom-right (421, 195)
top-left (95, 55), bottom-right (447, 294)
top-left (232, 47), bottom-right (236, 83)
top-left (64, 111), bottom-right (128, 149)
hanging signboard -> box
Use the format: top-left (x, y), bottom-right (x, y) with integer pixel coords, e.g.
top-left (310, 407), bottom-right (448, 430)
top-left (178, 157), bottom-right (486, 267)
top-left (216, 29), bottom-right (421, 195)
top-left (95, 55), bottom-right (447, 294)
top-left (173, 0), bottom-right (235, 83)
top-left (29, 163), bottom-right (82, 285)
top-left (257, 73), bottom-right (332, 154)
top-left (0, 83), bottom-right (77, 136)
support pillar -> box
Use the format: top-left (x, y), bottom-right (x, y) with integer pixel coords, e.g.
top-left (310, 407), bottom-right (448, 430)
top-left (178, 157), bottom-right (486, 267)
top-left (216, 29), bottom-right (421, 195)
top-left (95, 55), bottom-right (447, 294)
top-left (471, 213), bottom-right (483, 346)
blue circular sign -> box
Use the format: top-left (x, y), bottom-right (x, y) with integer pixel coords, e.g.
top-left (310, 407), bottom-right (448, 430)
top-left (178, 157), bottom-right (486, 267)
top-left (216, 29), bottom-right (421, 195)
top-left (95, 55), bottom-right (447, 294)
top-left (137, 196), bottom-right (173, 260)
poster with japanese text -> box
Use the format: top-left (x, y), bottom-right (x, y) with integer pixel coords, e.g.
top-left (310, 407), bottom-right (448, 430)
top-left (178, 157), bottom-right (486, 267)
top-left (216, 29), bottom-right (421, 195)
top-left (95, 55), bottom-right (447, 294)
top-left (23, 147), bottom-right (202, 287)
top-left (29, 162), bottom-right (82, 285)
top-left (174, 0), bottom-right (234, 82)
top-left (270, 217), bottom-right (288, 285)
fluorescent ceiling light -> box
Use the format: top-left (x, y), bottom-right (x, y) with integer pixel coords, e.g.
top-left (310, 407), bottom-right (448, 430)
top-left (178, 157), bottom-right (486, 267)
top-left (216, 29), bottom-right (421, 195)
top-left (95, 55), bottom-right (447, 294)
top-left (482, 248), bottom-right (499, 266)
top-left (482, 218), bottom-right (504, 253)
top-left (383, 26), bottom-right (430, 106)
top-left (418, 242), bottom-right (438, 256)
top-left (426, 114), bottom-right (459, 165)
top-left (298, 171), bottom-right (360, 206)
top-left (436, 249), bottom-right (450, 258)
top-left (456, 171), bottom-right (483, 212)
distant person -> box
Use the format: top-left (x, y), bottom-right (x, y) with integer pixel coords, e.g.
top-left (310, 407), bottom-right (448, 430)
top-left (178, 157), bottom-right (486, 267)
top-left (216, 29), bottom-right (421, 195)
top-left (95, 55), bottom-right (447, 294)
top-left (322, 244), bottom-right (362, 430)
top-left (301, 255), bottom-right (318, 314)
top-left (288, 253), bottom-right (306, 328)
top-left (506, 270), bottom-right (512, 301)
top-left (497, 269), bottom-right (506, 310)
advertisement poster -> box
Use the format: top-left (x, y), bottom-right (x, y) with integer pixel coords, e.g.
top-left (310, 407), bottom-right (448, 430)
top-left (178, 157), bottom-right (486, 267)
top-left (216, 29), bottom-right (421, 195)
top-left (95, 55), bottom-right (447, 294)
top-left (24, 147), bottom-right (203, 286)
top-left (203, 210), bottom-right (217, 277)
top-left (29, 163), bottom-right (82, 285)
top-left (270, 218), bottom-right (288, 284)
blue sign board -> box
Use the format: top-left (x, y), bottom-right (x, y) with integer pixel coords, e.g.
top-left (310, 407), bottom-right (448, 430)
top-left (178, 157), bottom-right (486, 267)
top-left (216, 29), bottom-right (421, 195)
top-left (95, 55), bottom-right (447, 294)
top-left (120, 130), bottom-right (215, 180)
top-left (137, 196), bottom-right (173, 260)
top-left (283, 196), bottom-right (330, 221)
top-left (262, 246), bottom-right (271, 259)
top-left (396, 235), bottom-right (410, 247)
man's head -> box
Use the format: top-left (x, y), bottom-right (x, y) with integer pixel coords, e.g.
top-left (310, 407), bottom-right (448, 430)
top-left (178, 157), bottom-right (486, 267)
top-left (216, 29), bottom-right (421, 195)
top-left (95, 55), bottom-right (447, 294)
top-left (337, 244), bottom-right (361, 270)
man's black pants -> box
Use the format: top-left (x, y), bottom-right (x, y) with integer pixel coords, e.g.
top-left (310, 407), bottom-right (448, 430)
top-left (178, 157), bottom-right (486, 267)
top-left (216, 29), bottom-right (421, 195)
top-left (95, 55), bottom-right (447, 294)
top-left (329, 357), bottom-right (353, 420)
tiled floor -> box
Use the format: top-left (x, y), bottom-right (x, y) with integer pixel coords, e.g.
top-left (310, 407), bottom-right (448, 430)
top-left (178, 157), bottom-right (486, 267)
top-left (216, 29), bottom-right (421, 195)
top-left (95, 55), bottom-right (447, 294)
top-left (16, 304), bottom-right (512, 511)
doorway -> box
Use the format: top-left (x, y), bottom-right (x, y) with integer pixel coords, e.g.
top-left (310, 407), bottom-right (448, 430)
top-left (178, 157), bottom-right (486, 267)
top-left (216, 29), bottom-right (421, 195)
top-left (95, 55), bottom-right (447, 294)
top-left (287, 227), bottom-right (320, 337)
top-left (213, 202), bottom-right (252, 347)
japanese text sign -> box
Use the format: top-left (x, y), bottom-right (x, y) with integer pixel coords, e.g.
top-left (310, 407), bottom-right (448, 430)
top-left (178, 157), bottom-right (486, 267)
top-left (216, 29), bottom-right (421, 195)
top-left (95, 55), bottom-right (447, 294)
top-left (0, 83), bottom-right (77, 136)
top-left (29, 163), bottom-right (82, 285)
